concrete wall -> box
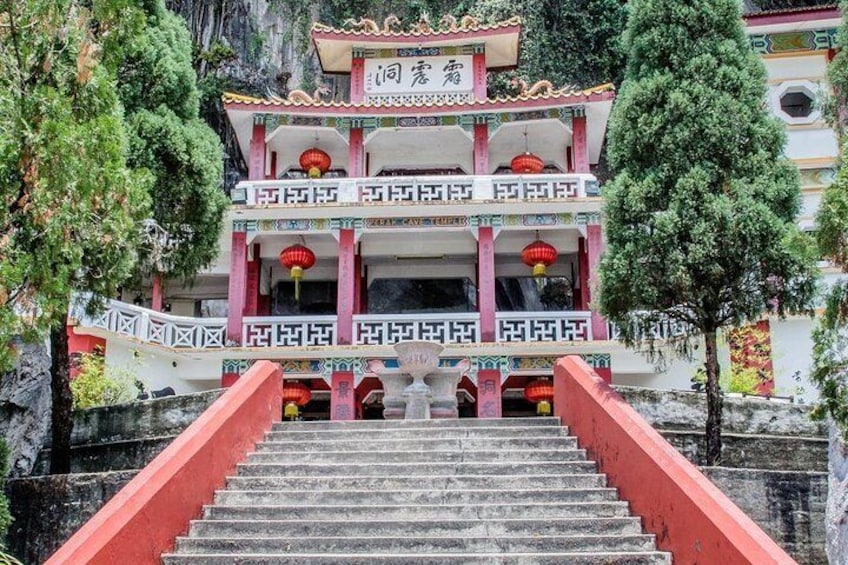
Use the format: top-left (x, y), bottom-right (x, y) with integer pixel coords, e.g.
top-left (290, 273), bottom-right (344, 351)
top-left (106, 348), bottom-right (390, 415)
top-left (104, 342), bottom-right (221, 393)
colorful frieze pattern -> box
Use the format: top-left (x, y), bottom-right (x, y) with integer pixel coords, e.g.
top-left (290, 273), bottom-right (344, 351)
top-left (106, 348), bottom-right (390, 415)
top-left (749, 28), bottom-right (837, 55)
top-left (355, 44), bottom-right (484, 59)
top-left (321, 357), bottom-right (369, 384)
top-left (502, 212), bottom-right (601, 227)
top-left (800, 167), bottom-right (836, 187)
top-left (508, 354), bottom-right (611, 371)
top-left (222, 359), bottom-right (255, 375)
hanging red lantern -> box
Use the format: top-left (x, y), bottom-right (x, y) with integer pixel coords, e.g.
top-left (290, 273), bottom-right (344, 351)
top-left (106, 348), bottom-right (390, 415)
top-left (521, 238), bottom-right (558, 278)
top-left (280, 244), bottom-right (316, 301)
top-left (511, 152), bottom-right (545, 174)
top-left (283, 381), bottom-right (312, 420)
top-left (299, 148), bottom-right (332, 178)
top-left (524, 378), bottom-right (554, 416)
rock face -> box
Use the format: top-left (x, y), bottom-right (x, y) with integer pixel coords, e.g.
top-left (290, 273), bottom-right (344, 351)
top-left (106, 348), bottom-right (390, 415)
top-left (0, 339), bottom-right (52, 477)
top-left (827, 426), bottom-right (848, 565)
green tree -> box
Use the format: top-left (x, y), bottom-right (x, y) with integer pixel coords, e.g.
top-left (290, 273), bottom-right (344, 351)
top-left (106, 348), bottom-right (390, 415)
top-left (0, 0), bottom-right (150, 473)
top-left (116, 0), bottom-right (227, 285)
top-left (599, 0), bottom-right (818, 464)
top-left (812, 1), bottom-right (848, 439)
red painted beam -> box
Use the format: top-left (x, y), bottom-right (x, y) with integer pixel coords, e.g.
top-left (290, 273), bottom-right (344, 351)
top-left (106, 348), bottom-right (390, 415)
top-left (554, 356), bottom-right (796, 564)
top-left (46, 361), bottom-right (283, 565)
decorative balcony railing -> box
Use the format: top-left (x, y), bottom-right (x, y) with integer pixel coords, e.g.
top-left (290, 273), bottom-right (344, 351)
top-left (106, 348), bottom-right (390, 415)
top-left (81, 300), bottom-right (228, 349)
top-left (234, 173), bottom-right (599, 206)
top-left (353, 313), bottom-right (481, 346)
top-left (243, 316), bottom-right (337, 347)
top-left (497, 311), bottom-right (592, 343)
top-left (607, 316), bottom-right (691, 342)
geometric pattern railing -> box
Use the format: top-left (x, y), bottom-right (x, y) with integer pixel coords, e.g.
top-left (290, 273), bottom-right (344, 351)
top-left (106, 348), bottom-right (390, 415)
top-left (84, 300), bottom-right (227, 349)
top-left (243, 316), bottom-right (337, 347)
top-left (496, 311), bottom-right (592, 343)
top-left (238, 173), bottom-right (594, 206)
top-left (607, 316), bottom-right (690, 342)
top-left (354, 313), bottom-right (481, 346)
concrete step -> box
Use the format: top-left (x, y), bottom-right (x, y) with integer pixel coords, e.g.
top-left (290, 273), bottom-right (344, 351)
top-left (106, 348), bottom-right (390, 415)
top-left (245, 449), bottom-right (587, 464)
top-left (214, 487), bottom-right (620, 507)
top-left (203, 501), bottom-right (633, 521)
top-left (660, 430), bottom-right (828, 472)
top-left (174, 534), bottom-right (658, 554)
top-left (188, 518), bottom-right (644, 538)
top-left (32, 435), bottom-right (175, 475)
top-left (235, 461), bottom-right (598, 477)
top-left (162, 551), bottom-right (673, 564)
top-left (225, 474), bottom-right (607, 491)
top-left (264, 426), bottom-right (566, 442)
top-left (255, 436), bottom-right (580, 452)
top-left (271, 417), bottom-right (561, 431)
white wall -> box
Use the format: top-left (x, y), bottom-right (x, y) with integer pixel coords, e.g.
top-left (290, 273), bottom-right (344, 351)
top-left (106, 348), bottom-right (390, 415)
top-left (104, 341), bottom-right (222, 394)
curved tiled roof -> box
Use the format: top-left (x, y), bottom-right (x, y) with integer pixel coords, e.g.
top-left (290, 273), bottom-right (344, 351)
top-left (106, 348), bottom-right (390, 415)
top-left (223, 83), bottom-right (614, 110)
top-left (743, 3), bottom-right (838, 17)
top-left (311, 16), bottom-right (522, 39)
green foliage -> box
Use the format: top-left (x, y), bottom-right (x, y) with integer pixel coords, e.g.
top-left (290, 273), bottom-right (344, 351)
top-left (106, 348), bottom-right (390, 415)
top-left (600, 0), bottom-right (817, 355)
top-left (0, 0), bottom-right (151, 369)
top-left (70, 351), bottom-right (140, 409)
top-left (116, 0), bottom-right (228, 282)
top-left (0, 441), bottom-right (12, 540)
top-left (693, 366), bottom-right (762, 395)
top-left (811, 281), bottom-right (848, 437)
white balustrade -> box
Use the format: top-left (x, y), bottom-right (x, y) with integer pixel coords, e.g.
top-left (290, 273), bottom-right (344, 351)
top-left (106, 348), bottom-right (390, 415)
top-left (81, 300), bottom-right (227, 349)
top-left (236, 174), bottom-right (594, 206)
top-left (607, 316), bottom-right (691, 342)
top-left (496, 311), bottom-right (592, 343)
top-left (243, 316), bottom-right (337, 347)
top-left (354, 313), bottom-right (481, 345)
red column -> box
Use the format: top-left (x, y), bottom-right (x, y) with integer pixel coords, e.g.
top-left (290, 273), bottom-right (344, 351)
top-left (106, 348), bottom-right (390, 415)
top-left (476, 369), bottom-right (502, 418)
top-left (151, 274), bottom-right (163, 312)
top-left (576, 237), bottom-right (589, 310)
top-left (353, 253), bottom-right (363, 314)
top-left (478, 227), bottom-right (496, 343)
top-left (351, 56), bottom-right (365, 104)
top-left (337, 229), bottom-right (356, 345)
top-left (266, 151), bottom-right (277, 180)
top-left (472, 51), bottom-right (487, 100)
top-left (586, 224), bottom-right (607, 340)
top-left (572, 115), bottom-right (589, 174)
top-left (473, 123), bottom-right (488, 175)
top-left (227, 231), bottom-right (248, 344)
top-left (349, 128), bottom-right (364, 177)
top-left (221, 372), bottom-right (239, 388)
top-left (331, 371), bottom-right (355, 420)
top-left (244, 243), bottom-right (260, 317)
top-left (249, 119), bottom-right (266, 180)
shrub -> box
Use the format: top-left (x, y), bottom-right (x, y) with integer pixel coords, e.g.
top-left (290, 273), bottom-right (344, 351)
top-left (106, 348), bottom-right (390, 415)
top-left (70, 351), bottom-right (141, 410)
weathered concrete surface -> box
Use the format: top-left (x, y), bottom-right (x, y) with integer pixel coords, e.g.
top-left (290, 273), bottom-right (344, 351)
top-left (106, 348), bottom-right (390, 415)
top-left (702, 467), bottom-right (827, 565)
top-left (616, 385), bottom-right (825, 437)
top-left (0, 339), bottom-right (52, 477)
top-left (6, 470), bottom-right (138, 564)
top-left (827, 426), bottom-right (848, 565)
top-left (661, 430), bottom-right (827, 472)
top-left (32, 436), bottom-right (176, 475)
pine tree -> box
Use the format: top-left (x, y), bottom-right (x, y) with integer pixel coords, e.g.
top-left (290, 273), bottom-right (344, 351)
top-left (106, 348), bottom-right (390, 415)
top-left (0, 0), bottom-right (150, 472)
top-left (599, 0), bottom-right (818, 464)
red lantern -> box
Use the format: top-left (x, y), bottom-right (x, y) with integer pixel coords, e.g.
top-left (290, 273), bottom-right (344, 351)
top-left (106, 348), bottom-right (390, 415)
top-left (280, 244), bottom-right (316, 301)
top-left (511, 152), bottom-right (545, 174)
top-left (299, 148), bottom-right (332, 178)
top-left (283, 381), bottom-right (312, 420)
top-left (524, 378), bottom-right (554, 416)
top-left (521, 239), bottom-right (558, 278)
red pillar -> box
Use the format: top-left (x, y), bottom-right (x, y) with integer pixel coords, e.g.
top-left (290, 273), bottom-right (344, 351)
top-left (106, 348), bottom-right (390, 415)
top-left (353, 253), bottom-right (363, 315)
top-left (595, 366), bottom-right (612, 384)
top-left (586, 224), bottom-right (607, 340)
top-left (337, 229), bottom-right (356, 345)
top-left (244, 243), bottom-right (260, 317)
top-left (266, 151), bottom-right (277, 180)
top-left (227, 231), bottom-right (248, 344)
top-left (349, 128), bottom-right (364, 177)
top-left (476, 369), bottom-right (502, 418)
top-left (151, 274), bottom-right (163, 312)
top-left (351, 56), bottom-right (365, 104)
top-left (221, 372), bottom-right (239, 388)
top-left (478, 227), bottom-right (496, 343)
top-left (472, 51), bottom-right (487, 100)
top-left (473, 123), bottom-right (488, 175)
top-left (331, 371), bottom-right (355, 420)
top-left (249, 119), bottom-right (266, 180)
top-left (572, 115), bottom-right (589, 174)
top-left (576, 237), bottom-right (589, 310)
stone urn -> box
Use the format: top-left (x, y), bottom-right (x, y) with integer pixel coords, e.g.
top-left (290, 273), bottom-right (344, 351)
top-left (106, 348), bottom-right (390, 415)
top-left (395, 341), bottom-right (443, 420)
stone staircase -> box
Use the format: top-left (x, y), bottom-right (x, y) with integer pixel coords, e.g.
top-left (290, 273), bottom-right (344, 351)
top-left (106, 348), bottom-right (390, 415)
top-left (162, 418), bottom-right (671, 564)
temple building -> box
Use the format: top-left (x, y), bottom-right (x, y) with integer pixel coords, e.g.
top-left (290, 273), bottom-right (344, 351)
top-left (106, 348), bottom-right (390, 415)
top-left (70, 6), bottom-right (841, 417)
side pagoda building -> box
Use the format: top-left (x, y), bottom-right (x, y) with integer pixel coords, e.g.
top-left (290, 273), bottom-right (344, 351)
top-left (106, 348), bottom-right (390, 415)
top-left (75, 15), bottom-right (622, 419)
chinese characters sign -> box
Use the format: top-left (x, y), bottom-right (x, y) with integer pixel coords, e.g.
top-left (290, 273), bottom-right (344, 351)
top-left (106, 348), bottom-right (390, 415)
top-left (364, 55), bottom-right (473, 95)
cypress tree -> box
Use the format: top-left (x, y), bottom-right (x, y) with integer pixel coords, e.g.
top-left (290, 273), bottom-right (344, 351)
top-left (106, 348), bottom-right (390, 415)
top-left (599, 0), bottom-right (817, 464)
